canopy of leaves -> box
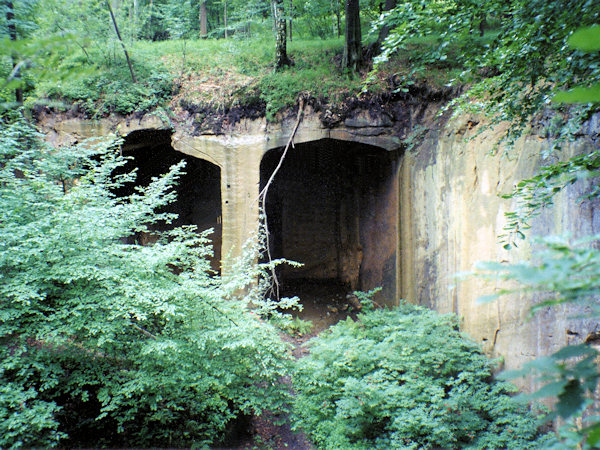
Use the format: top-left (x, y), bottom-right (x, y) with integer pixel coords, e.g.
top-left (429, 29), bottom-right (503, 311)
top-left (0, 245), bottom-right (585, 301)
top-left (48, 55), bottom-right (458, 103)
top-left (375, 0), bottom-right (599, 130)
top-left (371, 2), bottom-right (599, 247)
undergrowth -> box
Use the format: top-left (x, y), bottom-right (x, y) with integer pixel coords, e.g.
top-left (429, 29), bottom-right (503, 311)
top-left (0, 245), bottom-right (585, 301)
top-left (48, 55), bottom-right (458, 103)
top-left (292, 301), bottom-right (551, 449)
top-left (34, 49), bottom-right (174, 116)
top-left (0, 113), bottom-right (292, 448)
top-left (27, 33), bottom-right (471, 120)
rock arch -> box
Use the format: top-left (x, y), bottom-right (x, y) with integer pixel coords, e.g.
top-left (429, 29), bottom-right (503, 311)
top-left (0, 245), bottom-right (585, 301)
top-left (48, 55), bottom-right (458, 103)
top-left (120, 129), bottom-right (223, 272)
top-left (259, 138), bottom-right (401, 303)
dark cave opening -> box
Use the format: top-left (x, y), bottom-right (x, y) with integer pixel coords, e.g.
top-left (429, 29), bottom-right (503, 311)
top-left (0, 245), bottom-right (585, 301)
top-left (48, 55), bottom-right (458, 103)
top-left (117, 129), bottom-right (222, 272)
top-left (260, 138), bottom-right (398, 321)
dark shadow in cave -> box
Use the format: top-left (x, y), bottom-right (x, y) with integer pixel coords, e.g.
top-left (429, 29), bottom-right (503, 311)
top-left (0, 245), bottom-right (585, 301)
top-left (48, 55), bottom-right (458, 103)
top-left (260, 138), bottom-right (398, 327)
top-left (116, 129), bottom-right (222, 273)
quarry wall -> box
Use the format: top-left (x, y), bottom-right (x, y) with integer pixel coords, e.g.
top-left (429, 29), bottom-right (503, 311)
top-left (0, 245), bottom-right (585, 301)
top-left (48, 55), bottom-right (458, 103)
top-left (39, 102), bottom-right (600, 389)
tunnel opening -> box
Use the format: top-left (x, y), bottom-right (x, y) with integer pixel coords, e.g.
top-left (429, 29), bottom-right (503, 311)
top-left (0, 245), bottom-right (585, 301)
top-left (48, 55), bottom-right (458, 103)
top-left (116, 129), bottom-right (222, 273)
top-left (260, 138), bottom-right (398, 327)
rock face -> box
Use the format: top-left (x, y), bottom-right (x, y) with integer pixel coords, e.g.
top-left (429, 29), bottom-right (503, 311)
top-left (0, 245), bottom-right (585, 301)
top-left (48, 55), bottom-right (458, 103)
top-left (401, 113), bottom-right (600, 392)
top-left (38, 101), bottom-right (600, 391)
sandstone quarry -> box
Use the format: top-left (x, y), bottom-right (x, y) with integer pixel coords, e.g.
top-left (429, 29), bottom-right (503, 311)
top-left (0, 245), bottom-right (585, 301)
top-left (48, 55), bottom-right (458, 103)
top-left (39, 97), bottom-right (600, 392)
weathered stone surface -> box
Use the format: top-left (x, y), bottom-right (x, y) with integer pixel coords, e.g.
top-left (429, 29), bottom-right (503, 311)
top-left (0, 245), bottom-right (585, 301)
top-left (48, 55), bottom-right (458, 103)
top-left (38, 105), bottom-right (600, 394)
top-left (39, 112), bottom-right (171, 147)
top-left (400, 117), bottom-right (600, 391)
top-left (344, 112), bottom-right (393, 128)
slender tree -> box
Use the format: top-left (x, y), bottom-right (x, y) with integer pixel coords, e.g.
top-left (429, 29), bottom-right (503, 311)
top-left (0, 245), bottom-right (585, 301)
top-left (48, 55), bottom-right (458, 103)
top-left (342, 0), bottom-right (361, 71)
top-left (106, 0), bottom-right (137, 83)
top-left (272, 0), bottom-right (290, 69)
top-left (200, 0), bottom-right (208, 37)
top-left (6, 1), bottom-right (23, 103)
top-left (332, 0), bottom-right (341, 37)
top-left (224, 0), bottom-right (228, 38)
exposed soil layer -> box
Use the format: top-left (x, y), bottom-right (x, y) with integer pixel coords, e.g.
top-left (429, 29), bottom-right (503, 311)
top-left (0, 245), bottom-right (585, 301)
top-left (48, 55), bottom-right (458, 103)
top-left (179, 94), bottom-right (267, 135)
top-left (174, 82), bottom-right (458, 136)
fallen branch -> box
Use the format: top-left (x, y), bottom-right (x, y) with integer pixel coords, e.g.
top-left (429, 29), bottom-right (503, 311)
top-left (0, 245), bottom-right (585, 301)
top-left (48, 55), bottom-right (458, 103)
top-left (257, 94), bottom-right (307, 298)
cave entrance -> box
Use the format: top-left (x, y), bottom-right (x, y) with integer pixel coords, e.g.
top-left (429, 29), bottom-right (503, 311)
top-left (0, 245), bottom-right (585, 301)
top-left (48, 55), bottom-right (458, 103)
top-left (118, 129), bottom-right (222, 273)
top-left (260, 139), bottom-right (398, 327)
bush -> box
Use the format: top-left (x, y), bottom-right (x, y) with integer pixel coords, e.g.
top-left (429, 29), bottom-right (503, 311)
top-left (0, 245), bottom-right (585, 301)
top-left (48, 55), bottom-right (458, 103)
top-left (36, 53), bottom-right (173, 116)
top-left (0, 113), bottom-right (290, 447)
top-left (292, 301), bottom-right (549, 449)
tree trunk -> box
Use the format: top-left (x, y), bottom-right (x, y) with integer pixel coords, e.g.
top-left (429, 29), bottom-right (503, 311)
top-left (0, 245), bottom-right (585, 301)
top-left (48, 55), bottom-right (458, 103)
top-left (133, 0), bottom-right (138, 38)
top-left (6, 1), bottom-right (23, 103)
top-left (336, 0), bottom-right (341, 37)
top-left (271, 0), bottom-right (290, 69)
top-left (377, 0), bottom-right (395, 44)
top-left (288, 0), bottom-right (292, 41)
top-left (224, 0), bottom-right (228, 38)
top-left (200, 0), bottom-right (208, 38)
top-left (342, 0), bottom-right (361, 71)
top-left (479, 14), bottom-right (487, 37)
top-left (106, 0), bottom-right (137, 83)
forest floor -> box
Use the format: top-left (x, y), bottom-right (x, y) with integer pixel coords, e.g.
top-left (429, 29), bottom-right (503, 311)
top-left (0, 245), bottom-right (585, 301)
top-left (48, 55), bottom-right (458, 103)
top-left (223, 281), bottom-right (359, 450)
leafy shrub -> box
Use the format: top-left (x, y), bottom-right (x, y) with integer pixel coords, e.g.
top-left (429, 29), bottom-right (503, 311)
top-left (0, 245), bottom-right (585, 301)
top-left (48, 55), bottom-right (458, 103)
top-left (0, 352), bottom-right (65, 449)
top-left (292, 301), bottom-right (549, 449)
top-left (36, 53), bottom-right (173, 116)
top-left (0, 113), bottom-right (290, 447)
top-left (279, 316), bottom-right (314, 337)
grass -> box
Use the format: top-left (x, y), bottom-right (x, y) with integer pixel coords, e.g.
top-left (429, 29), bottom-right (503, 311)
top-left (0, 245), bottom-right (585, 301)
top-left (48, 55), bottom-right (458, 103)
top-left (29, 31), bottom-right (496, 120)
top-left (137, 36), bottom-right (362, 120)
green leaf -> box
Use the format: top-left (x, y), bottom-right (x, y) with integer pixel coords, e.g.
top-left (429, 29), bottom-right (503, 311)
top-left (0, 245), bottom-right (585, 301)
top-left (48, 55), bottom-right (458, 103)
top-left (568, 25), bottom-right (600, 52)
top-left (582, 422), bottom-right (600, 446)
top-left (552, 344), bottom-right (596, 360)
top-left (522, 380), bottom-right (567, 400)
top-left (557, 380), bottom-right (585, 419)
top-left (554, 85), bottom-right (600, 104)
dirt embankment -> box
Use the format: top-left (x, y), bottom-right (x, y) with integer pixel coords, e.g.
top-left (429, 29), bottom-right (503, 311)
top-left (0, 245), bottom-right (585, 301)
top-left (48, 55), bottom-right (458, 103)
top-left (174, 82), bottom-right (460, 137)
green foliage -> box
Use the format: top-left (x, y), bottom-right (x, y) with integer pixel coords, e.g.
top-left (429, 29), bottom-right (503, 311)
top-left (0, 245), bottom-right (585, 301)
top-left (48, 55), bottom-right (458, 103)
top-left (499, 150), bottom-right (600, 249)
top-left (247, 38), bottom-right (361, 119)
top-left (292, 302), bottom-right (549, 449)
top-left (500, 344), bottom-right (599, 422)
top-left (133, 36), bottom-right (360, 120)
top-left (476, 235), bottom-right (600, 311)
top-left (0, 113), bottom-right (291, 447)
top-left (476, 235), bottom-right (600, 448)
top-left (554, 25), bottom-right (600, 103)
top-left (352, 286), bottom-right (381, 311)
top-left (279, 316), bottom-right (314, 337)
top-left (498, 24), bottom-right (600, 247)
top-left (0, 350), bottom-right (65, 449)
top-left (35, 50), bottom-right (173, 116)
top-left (374, 0), bottom-right (599, 144)
top-left (255, 60), bottom-right (358, 120)
top-left (0, 34), bottom-right (91, 108)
